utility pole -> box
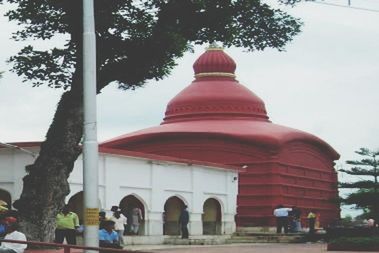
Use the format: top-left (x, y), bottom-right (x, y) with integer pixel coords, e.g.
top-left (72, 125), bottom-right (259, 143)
top-left (82, 0), bottom-right (99, 251)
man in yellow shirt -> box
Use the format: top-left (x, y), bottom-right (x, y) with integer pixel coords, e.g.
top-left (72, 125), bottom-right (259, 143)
top-left (55, 205), bottom-right (79, 245)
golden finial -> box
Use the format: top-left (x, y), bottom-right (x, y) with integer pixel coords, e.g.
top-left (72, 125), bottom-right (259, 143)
top-left (206, 42), bottom-right (224, 51)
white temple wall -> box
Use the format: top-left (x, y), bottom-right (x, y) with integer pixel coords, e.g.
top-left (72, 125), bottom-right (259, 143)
top-left (0, 146), bottom-right (238, 240)
top-left (0, 148), bottom-right (37, 201)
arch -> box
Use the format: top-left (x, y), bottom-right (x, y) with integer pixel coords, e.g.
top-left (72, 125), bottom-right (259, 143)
top-left (0, 188), bottom-right (11, 210)
top-left (163, 196), bottom-right (186, 235)
top-left (119, 194), bottom-right (146, 235)
top-left (67, 191), bottom-right (102, 225)
top-left (67, 191), bottom-right (84, 224)
top-left (202, 198), bottom-right (222, 235)
top-left (204, 195), bottom-right (224, 213)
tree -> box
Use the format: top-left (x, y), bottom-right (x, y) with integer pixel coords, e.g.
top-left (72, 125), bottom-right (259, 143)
top-left (1, 0), bottom-right (306, 241)
top-left (339, 148), bottom-right (379, 224)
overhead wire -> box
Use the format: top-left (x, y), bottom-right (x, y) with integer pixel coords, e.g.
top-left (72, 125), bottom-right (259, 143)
top-left (312, 0), bottom-right (379, 13)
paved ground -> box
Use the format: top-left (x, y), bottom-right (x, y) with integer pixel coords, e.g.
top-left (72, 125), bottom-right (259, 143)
top-left (26, 243), bottom-right (367, 253)
top-left (124, 243), bottom-right (361, 253)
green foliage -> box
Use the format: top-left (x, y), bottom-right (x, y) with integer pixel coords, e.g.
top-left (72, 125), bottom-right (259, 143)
top-left (339, 148), bottom-right (379, 220)
top-left (2, 0), bottom-right (303, 91)
top-left (341, 215), bottom-right (353, 227)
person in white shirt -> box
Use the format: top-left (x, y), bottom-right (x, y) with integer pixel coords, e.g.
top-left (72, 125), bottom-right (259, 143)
top-left (367, 218), bottom-right (375, 228)
top-left (130, 208), bottom-right (143, 235)
top-left (0, 217), bottom-right (27, 253)
top-left (109, 210), bottom-right (127, 245)
top-left (273, 204), bottom-right (292, 234)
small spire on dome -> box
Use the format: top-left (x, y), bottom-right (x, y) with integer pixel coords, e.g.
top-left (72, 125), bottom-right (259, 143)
top-left (206, 42), bottom-right (224, 51)
top-left (193, 45), bottom-right (236, 79)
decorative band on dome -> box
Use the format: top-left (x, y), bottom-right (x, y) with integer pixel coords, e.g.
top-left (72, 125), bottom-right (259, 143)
top-left (194, 72), bottom-right (236, 78)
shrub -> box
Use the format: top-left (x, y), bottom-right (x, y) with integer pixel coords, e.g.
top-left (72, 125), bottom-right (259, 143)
top-left (328, 236), bottom-right (379, 251)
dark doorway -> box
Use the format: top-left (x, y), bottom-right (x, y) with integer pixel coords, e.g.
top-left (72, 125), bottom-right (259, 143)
top-left (119, 195), bottom-right (145, 235)
top-left (202, 198), bottom-right (222, 235)
top-left (163, 196), bottom-right (186, 235)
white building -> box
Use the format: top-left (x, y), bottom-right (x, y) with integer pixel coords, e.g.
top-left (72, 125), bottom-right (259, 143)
top-left (0, 142), bottom-right (238, 244)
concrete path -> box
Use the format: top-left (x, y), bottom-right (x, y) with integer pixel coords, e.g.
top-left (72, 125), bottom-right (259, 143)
top-left (124, 243), bottom-right (362, 253)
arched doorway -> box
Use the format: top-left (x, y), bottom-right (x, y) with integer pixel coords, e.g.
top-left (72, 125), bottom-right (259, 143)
top-left (163, 196), bottom-right (186, 235)
top-left (119, 195), bottom-right (145, 235)
top-left (67, 191), bottom-right (84, 224)
top-left (202, 198), bottom-right (222, 235)
top-left (0, 188), bottom-right (11, 210)
top-left (67, 191), bottom-right (102, 225)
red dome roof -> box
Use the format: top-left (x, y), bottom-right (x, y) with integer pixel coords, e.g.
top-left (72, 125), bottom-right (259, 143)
top-left (163, 47), bottom-right (268, 123)
top-left (101, 47), bottom-right (339, 160)
top-left (193, 46), bottom-right (236, 77)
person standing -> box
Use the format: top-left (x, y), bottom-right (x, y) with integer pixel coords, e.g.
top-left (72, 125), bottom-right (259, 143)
top-left (367, 218), bottom-right (375, 228)
top-left (273, 205), bottom-right (292, 234)
top-left (99, 211), bottom-right (107, 230)
top-left (178, 205), bottom-right (189, 239)
top-left (110, 210), bottom-right (127, 245)
top-left (290, 206), bottom-right (302, 232)
top-left (307, 210), bottom-right (316, 234)
top-left (130, 207), bottom-right (143, 235)
top-left (0, 217), bottom-right (27, 253)
top-left (55, 205), bottom-right (80, 245)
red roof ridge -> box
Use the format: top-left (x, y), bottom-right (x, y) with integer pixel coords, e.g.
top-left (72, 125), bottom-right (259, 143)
top-left (0, 141), bottom-right (42, 148)
top-left (99, 147), bottom-right (243, 172)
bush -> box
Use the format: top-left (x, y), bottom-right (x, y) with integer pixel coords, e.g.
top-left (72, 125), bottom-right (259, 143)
top-left (328, 236), bottom-right (379, 251)
top-left (326, 227), bottom-right (379, 240)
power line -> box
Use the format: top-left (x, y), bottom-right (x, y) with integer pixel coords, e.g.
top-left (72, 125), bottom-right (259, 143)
top-left (312, 0), bottom-right (379, 13)
top-left (0, 142), bottom-right (37, 157)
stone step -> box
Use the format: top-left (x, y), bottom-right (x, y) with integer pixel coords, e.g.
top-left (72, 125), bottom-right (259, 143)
top-left (236, 227), bottom-right (276, 233)
top-left (234, 232), bottom-right (304, 236)
top-left (163, 236), bottom-right (229, 245)
top-left (227, 235), bottom-right (306, 243)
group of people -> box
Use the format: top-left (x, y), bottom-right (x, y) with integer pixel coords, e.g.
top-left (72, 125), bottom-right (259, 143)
top-left (98, 205), bottom-right (143, 248)
top-left (273, 205), bottom-right (318, 234)
top-left (55, 204), bottom-right (143, 248)
top-left (98, 205), bottom-right (142, 248)
top-left (0, 201), bottom-right (27, 253)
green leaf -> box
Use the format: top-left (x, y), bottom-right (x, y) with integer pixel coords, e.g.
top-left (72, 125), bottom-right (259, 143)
top-left (3, 0), bottom-right (303, 90)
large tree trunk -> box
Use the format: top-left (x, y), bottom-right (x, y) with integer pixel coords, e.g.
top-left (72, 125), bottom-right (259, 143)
top-left (13, 74), bottom-right (83, 242)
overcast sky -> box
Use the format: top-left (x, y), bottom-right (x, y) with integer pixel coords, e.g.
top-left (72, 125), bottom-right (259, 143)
top-left (0, 0), bottom-right (378, 216)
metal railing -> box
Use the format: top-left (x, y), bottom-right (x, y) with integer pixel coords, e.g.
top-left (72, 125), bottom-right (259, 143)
top-left (0, 239), bottom-right (151, 253)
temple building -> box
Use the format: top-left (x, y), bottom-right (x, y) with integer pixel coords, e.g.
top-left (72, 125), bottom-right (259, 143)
top-left (101, 46), bottom-right (340, 227)
top-left (0, 47), bottom-right (340, 241)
